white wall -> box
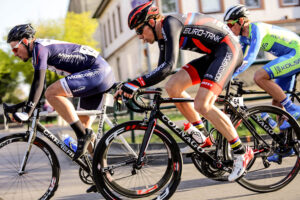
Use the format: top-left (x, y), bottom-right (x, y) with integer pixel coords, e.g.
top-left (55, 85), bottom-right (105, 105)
top-left (95, 0), bottom-right (300, 82)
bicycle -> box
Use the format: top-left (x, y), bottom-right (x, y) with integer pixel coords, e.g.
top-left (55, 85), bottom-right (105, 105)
top-left (0, 91), bottom-right (118, 200)
top-left (92, 85), bottom-right (300, 199)
top-left (191, 77), bottom-right (300, 181)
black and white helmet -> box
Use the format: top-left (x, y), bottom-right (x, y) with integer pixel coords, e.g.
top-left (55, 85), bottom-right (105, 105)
top-left (223, 4), bottom-right (250, 22)
top-left (7, 24), bottom-right (36, 43)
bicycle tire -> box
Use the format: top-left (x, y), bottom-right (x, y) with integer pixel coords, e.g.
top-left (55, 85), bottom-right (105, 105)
top-left (231, 105), bottom-right (300, 192)
top-left (0, 133), bottom-right (60, 200)
top-left (93, 120), bottom-right (182, 199)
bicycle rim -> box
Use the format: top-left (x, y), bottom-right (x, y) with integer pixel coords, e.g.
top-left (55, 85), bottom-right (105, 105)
top-left (93, 121), bottom-right (182, 199)
top-left (234, 106), bottom-right (300, 192)
top-left (0, 133), bottom-right (60, 200)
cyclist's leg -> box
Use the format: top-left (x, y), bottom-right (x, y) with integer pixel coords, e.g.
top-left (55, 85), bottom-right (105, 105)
top-left (165, 57), bottom-right (212, 153)
top-left (194, 36), bottom-right (253, 181)
top-left (46, 64), bottom-right (114, 160)
top-left (272, 75), bottom-right (296, 107)
top-left (77, 92), bottom-right (108, 155)
top-left (255, 49), bottom-right (300, 129)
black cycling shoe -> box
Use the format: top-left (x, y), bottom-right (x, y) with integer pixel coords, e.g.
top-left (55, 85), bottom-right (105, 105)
top-left (86, 185), bottom-right (97, 193)
top-left (73, 129), bottom-right (93, 161)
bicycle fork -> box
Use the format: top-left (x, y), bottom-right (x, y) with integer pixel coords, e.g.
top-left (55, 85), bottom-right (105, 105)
top-left (135, 110), bottom-right (157, 169)
top-left (19, 110), bottom-right (39, 175)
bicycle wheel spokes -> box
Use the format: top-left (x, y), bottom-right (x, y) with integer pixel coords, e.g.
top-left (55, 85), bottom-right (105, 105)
top-left (234, 106), bottom-right (300, 192)
top-left (93, 121), bottom-right (182, 199)
top-left (0, 134), bottom-right (59, 200)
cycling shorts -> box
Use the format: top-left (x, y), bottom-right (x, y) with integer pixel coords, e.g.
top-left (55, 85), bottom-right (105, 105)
top-left (60, 56), bottom-right (115, 110)
top-left (263, 46), bottom-right (300, 79)
top-left (183, 35), bottom-right (243, 95)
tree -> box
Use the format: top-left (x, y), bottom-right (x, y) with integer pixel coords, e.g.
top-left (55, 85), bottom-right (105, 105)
top-left (0, 12), bottom-right (100, 103)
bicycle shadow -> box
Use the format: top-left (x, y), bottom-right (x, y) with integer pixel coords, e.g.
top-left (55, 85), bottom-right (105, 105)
top-left (55, 193), bottom-right (104, 200)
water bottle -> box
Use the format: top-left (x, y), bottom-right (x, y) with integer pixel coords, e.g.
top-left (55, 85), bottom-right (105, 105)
top-left (62, 134), bottom-right (77, 151)
top-left (261, 112), bottom-right (277, 129)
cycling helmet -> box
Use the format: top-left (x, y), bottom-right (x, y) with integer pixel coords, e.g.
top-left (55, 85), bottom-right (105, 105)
top-left (223, 4), bottom-right (250, 22)
top-left (128, 1), bottom-right (159, 29)
top-left (7, 24), bottom-right (36, 43)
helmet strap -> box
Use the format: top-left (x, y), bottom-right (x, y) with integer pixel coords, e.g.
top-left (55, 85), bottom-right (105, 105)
top-left (238, 20), bottom-right (245, 36)
top-left (21, 38), bottom-right (33, 58)
top-left (147, 20), bottom-right (158, 41)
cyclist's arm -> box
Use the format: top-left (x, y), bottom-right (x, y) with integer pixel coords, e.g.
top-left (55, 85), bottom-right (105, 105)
top-left (131, 16), bottom-right (182, 88)
top-left (25, 69), bottom-right (46, 116)
top-left (25, 44), bottom-right (48, 117)
top-left (232, 23), bottom-right (265, 78)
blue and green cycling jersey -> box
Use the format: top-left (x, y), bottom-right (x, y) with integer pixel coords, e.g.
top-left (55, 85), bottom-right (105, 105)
top-left (233, 22), bottom-right (300, 92)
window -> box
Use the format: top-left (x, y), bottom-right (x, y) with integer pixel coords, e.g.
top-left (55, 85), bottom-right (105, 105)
top-left (103, 24), bottom-right (108, 48)
top-left (159, 0), bottom-right (179, 14)
top-left (199, 0), bottom-right (224, 14)
top-left (117, 5), bottom-right (123, 33)
top-left (112, 13), bottom-right (117, 39)
top-left (108, 18), bottom-right (112, 43)
top-left (279, 0), bottom-right (299, 7)
top-left (240, 0), bottom-right (265, 9)
top-left (116, 57), bottom-right (122, 81)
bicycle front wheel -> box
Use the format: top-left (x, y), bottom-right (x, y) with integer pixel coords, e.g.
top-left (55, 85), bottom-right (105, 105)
top-left (233, 105), bottom-right (300, 192)
top-left (0, 133), bottom-right (60, 200)
top-left (93, 120), bottom-right (182, 200)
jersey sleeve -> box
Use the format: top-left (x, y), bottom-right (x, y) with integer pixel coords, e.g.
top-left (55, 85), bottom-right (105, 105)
top-left (25, 69), bottom-right (46, 117)
top-left (232, 23), bottom-right (265, 78)
top-left (133, 16), bottom-right (182, 88)
top-left (25, 43), bottom-right (48, 116)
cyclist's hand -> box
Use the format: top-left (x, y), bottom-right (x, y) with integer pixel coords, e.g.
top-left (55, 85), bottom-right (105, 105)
top-left (120, 83), bottom-right (139, 99)
top-left (13, 112), bottom-right (29, 123)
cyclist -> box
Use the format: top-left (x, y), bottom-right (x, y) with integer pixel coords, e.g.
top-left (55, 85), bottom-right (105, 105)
top-left (224, 4), bottom-right (300, 162)
top-left (7, 24), bottom-right (115, 161)
top-left (115, 1), bottom-right (254, 181)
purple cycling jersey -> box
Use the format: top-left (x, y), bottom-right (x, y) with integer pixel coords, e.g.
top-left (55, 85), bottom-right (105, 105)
top-left (25, 39), bottom-right (114, 116)
top-left (32, 39), bottom-right (109, 74)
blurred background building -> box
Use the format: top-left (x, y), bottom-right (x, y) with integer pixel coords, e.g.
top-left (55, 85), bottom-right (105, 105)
top-left (68, 0), bottom-right (300, 84)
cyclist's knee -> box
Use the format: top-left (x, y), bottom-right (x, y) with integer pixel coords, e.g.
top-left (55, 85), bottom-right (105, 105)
top-left (194, 100), bottom-right (212, 115)
top-left (165, 80), bottom-right (181, 97)
top-left (45, 87), bottom-right (53, 100)
top-left (254, 69), bottom-right (270, 84)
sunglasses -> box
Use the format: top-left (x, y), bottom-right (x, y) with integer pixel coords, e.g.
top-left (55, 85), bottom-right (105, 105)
top-left (226, 19), bottom-right (239, 28)
top-left (135, 23), bottom-right (147, 35)
top-left (12, 40), bottom-right (23, 54)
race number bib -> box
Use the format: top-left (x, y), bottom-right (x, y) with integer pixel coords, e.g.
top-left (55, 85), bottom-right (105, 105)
top-left (230, 97), bottom-right (244, 107)
top-left (79, 45), bottom-right (99, 58)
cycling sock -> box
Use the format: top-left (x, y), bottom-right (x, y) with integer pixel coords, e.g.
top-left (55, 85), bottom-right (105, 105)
top-left (281, 97), bottom-right (292, 108)
top-left (192, 120), bottom-right (208, 137)
top-left (230, 136), bottom-right (245, 154)
top-left (192, 120), bottom-right (204, 130)
top-left (70, 120), bottom-right (85, 138)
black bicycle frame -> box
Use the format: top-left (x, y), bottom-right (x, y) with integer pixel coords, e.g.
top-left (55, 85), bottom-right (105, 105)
top-left (36, 122), bottom-right (91, 173)
top-left (135, 94), bottom-right (232, 173)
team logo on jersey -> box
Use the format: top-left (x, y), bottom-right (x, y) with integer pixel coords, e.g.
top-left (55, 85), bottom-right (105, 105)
top-left (215, 52), bottom-right (232, 81)
top-left (183, 27), bottom-right (222, 43)
top-left (72, 86), bottom-right (86, 93)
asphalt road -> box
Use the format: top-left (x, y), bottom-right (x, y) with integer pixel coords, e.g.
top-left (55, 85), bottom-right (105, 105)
top-left (53, 152), bottom-right (300, 200)
top-left (1, 125), bottom-right (300, 200)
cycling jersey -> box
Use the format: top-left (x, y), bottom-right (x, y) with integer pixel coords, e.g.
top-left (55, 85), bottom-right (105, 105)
top-left (132, 13), bottom-right (242, 95)
top-left (233, 22), bottom-right (300, 81)
top-left (26, 39), bottom-right (115, 116)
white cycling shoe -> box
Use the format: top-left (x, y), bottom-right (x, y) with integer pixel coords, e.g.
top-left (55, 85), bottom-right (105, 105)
top-left (228, 146), bottom-right (254, 181)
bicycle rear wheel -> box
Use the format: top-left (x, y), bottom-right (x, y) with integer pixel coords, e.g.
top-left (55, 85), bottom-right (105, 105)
top-left (93, 120), bottom-right (182, 199)
top-left (0, 133), bottom-right (60, 200)
top-left (232, 106), bottom-right (300, 192)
